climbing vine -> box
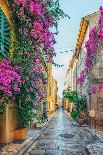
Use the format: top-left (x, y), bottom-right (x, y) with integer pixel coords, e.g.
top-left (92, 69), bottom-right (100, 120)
top-left (2, 0), bottom-right (68, 128)
top-left (77, 6), bottom-right (103, 91)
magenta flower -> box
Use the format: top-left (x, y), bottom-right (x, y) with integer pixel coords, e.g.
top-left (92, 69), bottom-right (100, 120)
top-left (34, 2), bottom-right (41, 16)
top-left (19, 0), bottom-right (27, 7)
top-left (83, 7), bottom-right (103, 72)
top-left (99, 6), bottom-right (103, 14)
top-left (0, 59), bottom-right (21, 97)
top-left (30, 1), bottom-right (34, 13)
top-left (34, 21), bottom-right (43, 31)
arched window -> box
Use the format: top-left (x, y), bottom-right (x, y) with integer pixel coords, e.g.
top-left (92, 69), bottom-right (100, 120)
top-left (0, 8), bottom-right (10, 56)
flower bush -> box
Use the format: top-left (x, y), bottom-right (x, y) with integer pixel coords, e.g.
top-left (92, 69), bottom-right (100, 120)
top-left (64, 91), bottom-right (87, 120)
top-left (9, 0), bottom-right (68, 104)
top-left (77, 68), bottom-right (87, 85)
top-left (85, 7), bottom-right (103, 70)
top-left (0, 58), bottom-right (21, 97)
top-left (77, 6), bottom-right (103, 87)
top-left (89, 84), bottom-right (103, 94)
top-left (10, 0), bottom-right (68, 60)
top-left (7, 0), bottom-right (68, 128)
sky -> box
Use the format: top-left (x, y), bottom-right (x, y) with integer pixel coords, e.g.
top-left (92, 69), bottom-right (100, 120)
top-left (52, 0), bottom-right (103, 98)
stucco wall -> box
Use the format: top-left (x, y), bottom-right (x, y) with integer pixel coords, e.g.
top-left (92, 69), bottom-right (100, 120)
top-left (0, 104), bottom-right (18, 144)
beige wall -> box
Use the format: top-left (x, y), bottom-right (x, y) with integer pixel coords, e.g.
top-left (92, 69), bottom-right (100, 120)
top-left (52, 79), bottom-right (58, 108)
top-left (0, 104), bottom-right (18, 144)
top-left (47, 63), bottom-right (57, 114)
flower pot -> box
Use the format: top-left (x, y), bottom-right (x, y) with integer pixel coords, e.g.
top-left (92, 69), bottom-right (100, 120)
top-left (14, 128), bottom-right (28, 140)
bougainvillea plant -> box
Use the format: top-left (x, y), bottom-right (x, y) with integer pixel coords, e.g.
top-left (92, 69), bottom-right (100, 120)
top-left (85, 6), bottom-right (103, 70)
top-left (77, 68), bottom-right (86, 85)
top-left (0, 58), bottom-right (21, 97)
top-left (7, 0), bottom-right (68, 128)
top-left (0, 58), bottom-right (21, 115)
top-left (88, 83), bottom-right (103, 94)
top-left (77, 6), bottom-right (103, 89)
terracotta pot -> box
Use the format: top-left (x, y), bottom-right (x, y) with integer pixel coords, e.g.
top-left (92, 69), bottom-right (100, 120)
top-left (14, 128), bottom-right (28, 140)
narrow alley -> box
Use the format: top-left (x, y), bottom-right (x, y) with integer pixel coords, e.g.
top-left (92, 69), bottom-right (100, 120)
top-left (25, 110), bottom-right (103, 155)
top-left (0, 1), bottom-right (103, 155)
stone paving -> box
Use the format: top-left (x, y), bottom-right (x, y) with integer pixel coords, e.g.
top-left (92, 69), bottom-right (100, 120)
top-left (1, 110), bottom-right (103, 155)
top-left (0, 115), bottom-right (54, 155)
top-left (27, 110), bottom-right (103, 155)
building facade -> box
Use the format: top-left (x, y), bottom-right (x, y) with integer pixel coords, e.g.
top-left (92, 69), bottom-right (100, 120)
top-left (77, 12), bottom-right (99, 98)
top-left (57, 95), bottom-right (62, 108)
top-left (64, 51), bottom-right (78, 112)
top-left (76, 12), bottom-right (99, 113)
top-left (52, 79), bottom-right (58, 110)
top-left (47, 63), bottom-right (58, 114)
top-left (66, 11), bottom-right (103, 129)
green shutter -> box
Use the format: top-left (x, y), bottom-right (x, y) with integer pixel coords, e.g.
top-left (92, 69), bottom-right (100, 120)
top-left (0, 8), bottom-right (10, 56)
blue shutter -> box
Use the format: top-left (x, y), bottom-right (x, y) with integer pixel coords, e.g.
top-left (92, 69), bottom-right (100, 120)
top-left (0, 8), bottom-right (10, 56)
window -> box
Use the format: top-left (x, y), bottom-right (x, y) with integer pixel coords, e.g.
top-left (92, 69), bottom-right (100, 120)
top-left (0, 8), bottom-right (10, 56)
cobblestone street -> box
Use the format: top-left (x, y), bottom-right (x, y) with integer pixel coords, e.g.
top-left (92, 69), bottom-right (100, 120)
top-left (26, 110), bottom-right (103, 155)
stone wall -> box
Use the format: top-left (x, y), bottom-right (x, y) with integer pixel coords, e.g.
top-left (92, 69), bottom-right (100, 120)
top-left (89, 48), bottom-right (103, 128)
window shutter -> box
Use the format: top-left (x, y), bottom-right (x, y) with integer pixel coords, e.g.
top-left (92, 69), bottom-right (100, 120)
top-left (0, 8), bottom-right (10, 56)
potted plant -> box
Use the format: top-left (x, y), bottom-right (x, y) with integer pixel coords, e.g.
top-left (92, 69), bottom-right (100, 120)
top-left (64, 91), bottom-right (87, 124)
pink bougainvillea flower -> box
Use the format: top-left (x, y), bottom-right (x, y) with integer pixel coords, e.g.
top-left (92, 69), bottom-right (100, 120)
top-left (89, 84), bottom-right (103, 94)
top-left (98, 29), bottom-right (103, 40)
top-left (98, 16), bottom-right (103, 26)
top-left (91, 87), bottom-right (97, 94)
top-left (29, 1), bottom-right (34, 13)
top-left (34, 21), bottom-right (43, 31)
top-left (20, 0), bottom-right (27, 6)
top-left (0, 59), bottom-right (21, 97)
top-left (34, 1), bottom-right (41, 16)
top-left (99, 6), bottom-right (103, 14)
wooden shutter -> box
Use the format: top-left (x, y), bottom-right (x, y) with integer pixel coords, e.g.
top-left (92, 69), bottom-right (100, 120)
top-left (0, 8), bottom-right (10, 56)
